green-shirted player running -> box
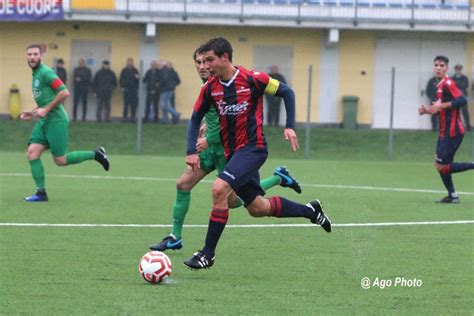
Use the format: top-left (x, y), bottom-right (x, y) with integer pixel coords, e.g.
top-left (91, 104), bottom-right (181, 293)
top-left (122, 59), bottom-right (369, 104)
top-left (149, 46), bottom-right (301, 251)
top-left (20, 44), bottom-right (110, 202)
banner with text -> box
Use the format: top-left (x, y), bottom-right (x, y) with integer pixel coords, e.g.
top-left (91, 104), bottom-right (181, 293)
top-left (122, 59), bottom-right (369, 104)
top-left (0, 0), bottom-right (64, 21)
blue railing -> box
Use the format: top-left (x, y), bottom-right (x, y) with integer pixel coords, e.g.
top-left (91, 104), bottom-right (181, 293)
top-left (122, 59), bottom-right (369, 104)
top-left (65, 0), bottom-right (473, 30)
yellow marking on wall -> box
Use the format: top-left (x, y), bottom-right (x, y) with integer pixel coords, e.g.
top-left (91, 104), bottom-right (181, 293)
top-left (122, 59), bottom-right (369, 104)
top-left (338, 31), bottom-right (375, 125)
top-left (71, 0), bottom-right (115, 10)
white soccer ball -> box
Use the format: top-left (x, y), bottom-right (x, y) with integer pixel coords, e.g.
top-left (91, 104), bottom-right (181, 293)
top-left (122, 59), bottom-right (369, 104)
top-left (139, 251), bottom-right (172, 284)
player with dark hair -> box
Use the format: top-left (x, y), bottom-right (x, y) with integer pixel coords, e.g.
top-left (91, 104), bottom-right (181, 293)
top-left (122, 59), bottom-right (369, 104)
top-left (20, 44), bottom-right (110, 202)
top-left (149, 45), bottom-right (302, 252)
top-left (183, 37), bottom-right (331, 270)
top-left (418, 55), bottom-right (473, 203)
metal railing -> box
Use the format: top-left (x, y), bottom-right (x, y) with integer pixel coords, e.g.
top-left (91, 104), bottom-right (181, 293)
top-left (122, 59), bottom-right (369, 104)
top-left (64, 0), bottom-right (473, 30)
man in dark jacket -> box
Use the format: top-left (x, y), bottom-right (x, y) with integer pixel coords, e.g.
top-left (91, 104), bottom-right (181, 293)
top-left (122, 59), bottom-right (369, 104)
top-left (167, 62), bottom-right (181, 111)
top-left (72, 58), bottom-right (92, 121)
top-left (55, 58), bottom-right (67, 84)
top-left (92, 60), bottom-right (117, 122)
top-left (143, 60), bottom-right (162, 123)
top-left (452, 64), bottom-right (470, 131)
top-left (119, 58), bottom-right (140, 122)
top-left (159, 61), bottom-right (181, 124)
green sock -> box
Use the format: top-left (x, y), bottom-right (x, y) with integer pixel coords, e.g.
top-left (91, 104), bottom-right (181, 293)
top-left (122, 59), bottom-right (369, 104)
top-left (171, 190), bottom-right (191, 239)
top-left (66, 151), bottom-right (95, 165)
top-left (260, 175), bottom-right (280, 190)
top-left (231, 175), bottom-right (281, 209)
top-left (29, 159), bottom-right (45, 190)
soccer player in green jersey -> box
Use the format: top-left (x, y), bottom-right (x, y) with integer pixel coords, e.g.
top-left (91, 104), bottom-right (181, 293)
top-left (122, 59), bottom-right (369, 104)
top-left (149, 46), bottom-right (301, 251)
top-left (20, 44), bottom-right (110, 202)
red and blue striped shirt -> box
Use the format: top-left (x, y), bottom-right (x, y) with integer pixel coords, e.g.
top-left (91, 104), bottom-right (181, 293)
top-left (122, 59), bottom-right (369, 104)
top-left (436, 76), bottom-right (466, 138)
top-left (192, 66), bottom-right (275, 158)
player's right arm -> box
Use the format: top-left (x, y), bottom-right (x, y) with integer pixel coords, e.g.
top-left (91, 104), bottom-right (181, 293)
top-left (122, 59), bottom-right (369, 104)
top-left (35, 89), bottom-right (69, 118)
top-left (20, 109), bottom-right (37, 120)
top-left (426, 81), bottom-right (467, 115)
top-left (186, 83), bottom-right (212, 170)
top-left (418, 104), bottom-right (428, 115)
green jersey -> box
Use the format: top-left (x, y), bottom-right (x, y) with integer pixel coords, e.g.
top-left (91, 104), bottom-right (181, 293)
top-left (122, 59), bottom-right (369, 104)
top-left (32, 63), bottom-right (68, 122)
top-left (204, 106), bottom-right (221, 145)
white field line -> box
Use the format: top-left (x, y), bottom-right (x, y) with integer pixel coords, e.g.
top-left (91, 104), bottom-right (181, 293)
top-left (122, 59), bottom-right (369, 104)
top-left (1, 172), bottom-right (473, 195)
top-left (0, 220), bottom-right (473, 228)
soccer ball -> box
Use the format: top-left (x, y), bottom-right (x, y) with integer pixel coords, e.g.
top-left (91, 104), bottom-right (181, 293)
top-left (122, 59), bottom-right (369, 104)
top-left (139, 251), bottom-right (172, 284)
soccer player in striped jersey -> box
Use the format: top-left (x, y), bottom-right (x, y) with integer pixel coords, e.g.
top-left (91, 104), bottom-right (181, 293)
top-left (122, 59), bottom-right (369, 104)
top-left (183, 37), bottom-right (331, 270)
top-left (149, 46), bottom-right (302, 252)
top-left (418, 55), bottom-right (473, 203)
top-left (20, 44), bottom-right (109, 202)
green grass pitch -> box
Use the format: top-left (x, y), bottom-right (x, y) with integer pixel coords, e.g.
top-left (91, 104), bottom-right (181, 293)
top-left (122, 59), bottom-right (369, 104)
top-left (0, 121), bottom-right (473, 314)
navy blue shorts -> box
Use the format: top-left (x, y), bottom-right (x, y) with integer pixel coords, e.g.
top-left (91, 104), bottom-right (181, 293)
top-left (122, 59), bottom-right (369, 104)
top-left (435, 134), bottom-right (463, 164)
top-left (218, 146), bottom-right (268, 206)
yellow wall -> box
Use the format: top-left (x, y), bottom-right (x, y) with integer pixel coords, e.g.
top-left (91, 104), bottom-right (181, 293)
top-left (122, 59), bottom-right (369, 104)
top-left (1, 22), bottom-right (471, 127)
top-left (159, 25), bottom-right (321, 123)
top-left (71, 0), bottom-right (115, 10)
top-left (0, 22), bottom-right (140, 118)
top-left (1, 23), bottom-right (320, 122)
top-left (338, 30), bottom-right (375, 125)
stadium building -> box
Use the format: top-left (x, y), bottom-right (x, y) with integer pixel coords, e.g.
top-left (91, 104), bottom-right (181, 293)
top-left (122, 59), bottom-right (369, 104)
top-left (1, 0), bottom-right (473, 129)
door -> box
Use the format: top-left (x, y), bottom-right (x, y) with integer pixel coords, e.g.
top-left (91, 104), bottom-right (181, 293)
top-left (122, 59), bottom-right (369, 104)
top-left (373, 33), bottom-right (466, 130)
top-left (373, 37), bottom-right (422, 129)
top-left (253, 46), bottom-right (293, 126)
top-left (70, 40), bottom-right (111, 121)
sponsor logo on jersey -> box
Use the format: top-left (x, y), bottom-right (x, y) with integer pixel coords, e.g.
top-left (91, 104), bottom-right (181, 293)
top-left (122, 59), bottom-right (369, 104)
top-left (216, 99), bottom-right (249, 116)
top-left (237, 87), bottom-right (250, 94)
top-left (34, 79), bottom-right (40, 88)
top-left (33, 89), bottom-right (41, 98)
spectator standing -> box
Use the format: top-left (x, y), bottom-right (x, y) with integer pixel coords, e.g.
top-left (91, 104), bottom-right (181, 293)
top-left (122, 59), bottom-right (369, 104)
top-left (72, 58), bottom-right (92, 121)
top-left (120, 58), bottom-right (140, 122)
top-left (92, 60), bottom-right (117, 122)
top-left (143, 60), bottom-right (162, 123)
top-left (55, 58), bottom-right (67, 84)
top-left (265, 65), bottom-right (287, 127)
top-left (168, 61), bottom-right (181, 112)
top-left (452, 64), bottom-right (471, 131)
top-left (159, 61), bottom-right (181, 124)
top-left (426, 76), bottom-right (440, 131)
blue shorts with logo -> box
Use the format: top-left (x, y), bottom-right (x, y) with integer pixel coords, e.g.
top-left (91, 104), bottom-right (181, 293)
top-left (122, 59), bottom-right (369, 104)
top-left (218, 146), bottom-right (268, 206)
top-left (435, 134), bottom-right (463, 165)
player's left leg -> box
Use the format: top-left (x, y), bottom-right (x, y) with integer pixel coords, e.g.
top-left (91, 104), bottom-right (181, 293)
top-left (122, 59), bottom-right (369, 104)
top-left (25, 143), bottom-right (48, 202)
top-left (230, 166), bottom-right (302, 209)
top-left (434, 134), bottom-right (472, 203)
top-left (447, 134), bottom-right (474, 174)
top-left (25, 121), bottom-right (49, 202)
top-left (47, 121), bottom-right (110, 171)
top-left (248, 195), bottom-right (331, 230)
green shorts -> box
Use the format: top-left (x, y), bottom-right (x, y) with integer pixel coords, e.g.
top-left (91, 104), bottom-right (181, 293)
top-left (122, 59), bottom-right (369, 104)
top-left (28, 119), bottom-right (69, 157)
top-left (199, 143), bottom-right (226, 174)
